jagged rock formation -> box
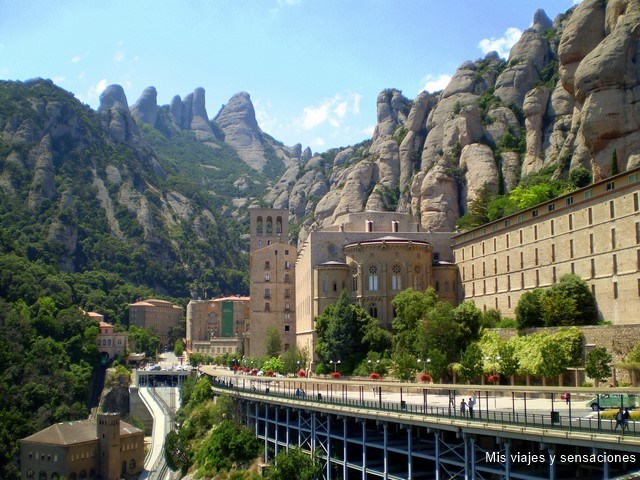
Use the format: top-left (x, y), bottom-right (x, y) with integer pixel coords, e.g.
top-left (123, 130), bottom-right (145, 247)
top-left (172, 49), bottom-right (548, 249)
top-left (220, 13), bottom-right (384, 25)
top-left (0, 79), bottom-right (247, 294)
top-left (264, 2), bottom-right (640, 241)
top-left (131, 86), bottom-right (158, 127)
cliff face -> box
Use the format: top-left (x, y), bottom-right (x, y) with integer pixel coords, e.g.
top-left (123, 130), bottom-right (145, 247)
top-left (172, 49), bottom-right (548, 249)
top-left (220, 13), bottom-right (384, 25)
top-left (265, 1), bottom-right (640, 240)
top-left (0, 79), bottom-right (248, 296)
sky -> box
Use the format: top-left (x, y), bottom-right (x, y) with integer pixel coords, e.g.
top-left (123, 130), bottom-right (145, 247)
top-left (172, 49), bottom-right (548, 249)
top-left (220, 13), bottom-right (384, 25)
top-left (1, 0), bottom-right (579, 153)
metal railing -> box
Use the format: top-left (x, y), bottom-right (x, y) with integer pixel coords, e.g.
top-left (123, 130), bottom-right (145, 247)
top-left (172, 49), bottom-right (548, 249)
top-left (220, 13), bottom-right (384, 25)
top-left (209, 379), bottom-right (639, 438)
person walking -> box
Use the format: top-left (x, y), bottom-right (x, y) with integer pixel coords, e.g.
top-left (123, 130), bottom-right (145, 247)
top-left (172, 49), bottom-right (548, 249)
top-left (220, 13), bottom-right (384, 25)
top-left (468, 397), bottom-right (475, 419)
top-left (623, 407), bottom-right (631, 432)
top-left (614, 408), bottom-right (624, 432)
top-left (460, 399), bottom-right (467, 417)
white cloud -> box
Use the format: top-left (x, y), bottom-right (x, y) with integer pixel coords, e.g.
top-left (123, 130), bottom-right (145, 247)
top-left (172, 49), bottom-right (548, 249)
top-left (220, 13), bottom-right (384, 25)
top-left (310, 137), bottom-right (326, 149)
top-left (478, 27), bottom-right (522, 60)
top-left (71, 55), bottom-right (81, 63)
top-left (113, 51), bottom-right (125, 62)
top-left (53, 76), bottom-right (65, 83)
top-left (298, 92), bottom-right (361, 131)
top-left (362, 125), bottom-right (376, 137)
top-left (277, 0), bottom-right (302, 5)
top-left (78, 71), bottom-right (86, 79)
top-left (84, 78), bottom-right (108, 103)
top-left (254, 99), bottom-right (281, 133)
top-left (420, 74), bottom-right (452, 93)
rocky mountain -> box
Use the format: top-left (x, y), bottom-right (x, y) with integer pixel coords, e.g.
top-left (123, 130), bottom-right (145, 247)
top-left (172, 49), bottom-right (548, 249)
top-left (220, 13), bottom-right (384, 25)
top-left (265, 0), bottom-right (640, 239)
top-left (0, 79), bottom-right (249, 297)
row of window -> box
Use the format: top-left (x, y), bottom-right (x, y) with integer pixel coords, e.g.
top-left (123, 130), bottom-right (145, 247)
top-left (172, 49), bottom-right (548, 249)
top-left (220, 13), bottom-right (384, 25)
top-left (263, 260), bottom-right (292, 270)
top-left (263, 288), bottom-right (291, 299)
top-left (263, 302), bottom-right (291, 312)
top-left (459, 191), bottom-right (640, 260)
top-left (255, 216), bottom-right (284, 235)
top-left (263, 273), bottom-right (291, 282)
top-left (96, 339), bottom-right (123, 346)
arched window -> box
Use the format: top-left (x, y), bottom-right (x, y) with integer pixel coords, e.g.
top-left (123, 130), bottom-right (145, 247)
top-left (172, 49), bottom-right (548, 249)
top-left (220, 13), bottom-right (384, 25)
top-left (89, 469), bottom-right (96, 479)
top-left (256, 216), bottom-right (263, 234)
top-left (107, 339), bottom-right (112, 346)
top-left (435, 281), bottom-right (440, 292)
top-left (276, 216), bottom-right (282, 234)
top-left (351, 264), bottom-right (358, 292)
top-left (368, 265), bottom-right (379, 291)
top-left (121, 461), bottom-right (127, 476)
top-left (413, 265), bottom-right (422, 291)
top-left (266, 216), bottom-right (273, 234)
top-left (26, 469), bottom-right (35, 479)
top-left (391, 264), bottom-right (402, 290)
top-left (444, 281), bottom-right (449, 292)
top-left (39, 471), bottom-right (47, 480)
top-left (129, 459), bottom-right (136, 470)
top-left (369, 303), bottom-right (378, 318)
top-left (79, 470), bottom-right (87, 479)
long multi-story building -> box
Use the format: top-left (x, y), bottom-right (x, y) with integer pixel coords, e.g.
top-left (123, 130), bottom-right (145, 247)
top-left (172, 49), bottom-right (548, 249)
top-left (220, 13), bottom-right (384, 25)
top-left (248, 207), bottom-right (297, 357)
top-left (186, 296), bottom-right (249, 356)
top-left (20, 413), bottom-right (144, 480)
top-left (295, 211), bottom-right (457, 362)
top-left (128, 299), bottom-right (183, 347)
top-left (452, 167), bottom-right (640, 323)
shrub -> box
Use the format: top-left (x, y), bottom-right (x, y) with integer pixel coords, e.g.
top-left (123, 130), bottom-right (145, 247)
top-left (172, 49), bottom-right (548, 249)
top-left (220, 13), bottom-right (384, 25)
top-left (369, 372), bottom-right (381, 380)
top-left (330, 372), bottom-right (342, 379)
top-left (297, 369), bottom-right (306, 377)
top-left (419, 373), bottom-right (432, 383)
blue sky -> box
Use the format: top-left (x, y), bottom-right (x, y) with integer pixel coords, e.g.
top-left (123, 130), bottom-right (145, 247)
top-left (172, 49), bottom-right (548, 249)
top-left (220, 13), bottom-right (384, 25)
top-left (1, 0), bottom-right (578, 153)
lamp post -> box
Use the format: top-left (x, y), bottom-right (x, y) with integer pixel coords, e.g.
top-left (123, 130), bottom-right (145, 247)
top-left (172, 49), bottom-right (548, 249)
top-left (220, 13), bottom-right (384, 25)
top-left (330, 360), bottom-right (341, 372)
top-left (368, 359), bottom-right (380, 373)
top-left (417, 358), bottom-right (431, 373)
top-left (486, 355), bottom-right (501, 408)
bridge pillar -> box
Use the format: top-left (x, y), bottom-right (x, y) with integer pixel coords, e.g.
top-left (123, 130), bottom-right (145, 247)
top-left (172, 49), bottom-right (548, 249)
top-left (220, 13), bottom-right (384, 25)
top-left (434, 431), bottom-right (440, 480)
top-left (264, 404), bottom-right (269, 463)
top-left (361, 420), bottom-right (367, 480)
top-left (600, 448), bottom-right (610, 480)
top-left (547, 446), bottom-right (556, 480)
top-left (286, 408), bottom-right (290, 451)
top-left (407, 426), bottom-right (413, 480)
top-left (274, 406), bottom-right (280, 458)
top-left (343, 418), bottom-right (348, 480)
top-left (383, 422), bottom-right (389, 480)
top-left (326, 415), bottom-right (332, 480)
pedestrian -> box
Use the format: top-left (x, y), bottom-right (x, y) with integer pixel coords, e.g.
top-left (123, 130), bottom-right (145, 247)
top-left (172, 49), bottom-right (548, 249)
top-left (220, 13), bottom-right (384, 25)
top-left (565, 392), bottom-right (571, 405)
top-left (295, 388), bottom-right (301, 397)
top-left (460, 399), bottom-right (467, 417)
top-left (623, 408), bottom-right (630, 432)
top-left (614, 408), bottom-right (623, 432)
top-left (468, 397), bottom-right (475, 419)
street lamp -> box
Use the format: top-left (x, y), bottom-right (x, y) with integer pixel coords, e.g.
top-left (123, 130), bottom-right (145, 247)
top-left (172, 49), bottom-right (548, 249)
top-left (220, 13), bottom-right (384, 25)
top-left (330, 360), bottom-right (341, 372)
top-left (368, 359), bottom-right (380, 373)
top-left (417, 358), bottom-right (431, 373)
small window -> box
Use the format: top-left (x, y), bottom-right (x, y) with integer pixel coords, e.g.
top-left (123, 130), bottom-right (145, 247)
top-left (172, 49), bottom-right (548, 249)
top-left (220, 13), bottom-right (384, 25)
top-left (628, 173), bottom-right (639, 183)
top-left (264, 273), bottom-right (270, 282)
top-left (610, 201), bottom-right (615, 218)
top-left (284, 325), bottom-right (290, 332)
top-left (285, 249), bottom-right (289, 255)
top-left (517, 214), bottom-right (524, 222)
top-left (606, 182), bottom-right (615, 191)
top-left (504, 219), bottom-right (510, 227)
top-left (265, 261), bottom-right (270, 269)
top-left (548, 203), bottom-right (555, 212)
top-left (584, 189), bottom-right (592, 200)
top-left (565, 197), bottom-right (573, 206)
top-left (532, 210), bottom-right (539, 218)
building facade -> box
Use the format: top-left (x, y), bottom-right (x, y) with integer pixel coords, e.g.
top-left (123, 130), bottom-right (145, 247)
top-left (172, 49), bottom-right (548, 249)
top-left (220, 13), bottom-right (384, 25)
top-left (128, 299), bottom-right (183, 347)
top-left (20, 413), bottom-right (144, 480)
top-left (96, 319), bottom-right (127, 362)
top-left (452, 167), bottom-right (640, 323)
top-left (186, 296), bottom-right (249, 356)
top-left (248, 207), bottom-right (296, 358)
top-left (294, 211), bottom-right (457, 361)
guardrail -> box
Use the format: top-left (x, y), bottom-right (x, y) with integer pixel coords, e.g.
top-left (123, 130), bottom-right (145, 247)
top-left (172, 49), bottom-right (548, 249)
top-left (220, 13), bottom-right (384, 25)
top-left (209, 379), bottom-right (639, 438)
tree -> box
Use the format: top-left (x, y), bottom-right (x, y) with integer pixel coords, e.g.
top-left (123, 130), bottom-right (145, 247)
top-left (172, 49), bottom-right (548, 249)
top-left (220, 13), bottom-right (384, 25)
top-left (266, 448), bottom-right (322, 480)
top-left (264, 325), bottom-right (282, 358)
top-left (611, 149), bottom-right (619, 175)
top-left (515, 290), bottom-right (544, 329)
top-left (164, 430), bottom-right (191, 473)
top-left (498, 343), bottom-right (519, 381)
top-left (586, 347), bottom-right (612, 385)
top-left (540, 289), bottom-right (577, 326)
top-left (174, 338), bottom-right (184, 357)
top-left (551, 274), bottom-right (597, 326)
top-left (569, 167), bottom-right (592, 188)
top-left (458, 343), bottom-right (484, 383)
top-left (391, 288), bottom-right (437, 355)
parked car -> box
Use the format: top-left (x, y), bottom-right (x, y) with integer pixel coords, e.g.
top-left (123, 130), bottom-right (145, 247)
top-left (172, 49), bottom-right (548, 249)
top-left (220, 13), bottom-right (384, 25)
top-left (585, 393), bottom-right (638, 411)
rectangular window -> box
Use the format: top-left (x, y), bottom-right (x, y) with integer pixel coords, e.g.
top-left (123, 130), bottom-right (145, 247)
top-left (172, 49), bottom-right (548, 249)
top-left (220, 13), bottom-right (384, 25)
top-left (629, 173), bottom-right (639, 183)
top-left (505, 219), bottom-right (511, 227)
top-left (284, 325), bottom-right (290, 332)
top-left (517, 214), bottom-right (524, 223)
top-left (493, 238), bottom-right (497, 251)
top-left (551, 243), bottom-right (556, 262)
top-left (588, 207), bottom-right (593, 225)
top-left (482, 242), bottom-right (485, 254)
top-left (613, 282), bottom-right (619, 299)
top-left (462, 266), bottom-right (466, 281)
top-left (566, 196), bottom-right (574, 206)
top-left (471, 246), bottom-right (475, 258)
top-left (613, 254), bottom-right (618, 274)
top-left (534, 225), bottom-right (538, 240)
top-left (472, 264), bottom-right (475, 279)
top-left (507, 276), bottom-right (511, 291)
top-left (508, 296), bottom-right (511, 309)
top-left (635, 193), bottom-right (639, 212)
top-left (264, 288), bottom-right (271, 298)
top-left (264, 273), bottom-right (271, 282)
top-left (520, 272), bottom-right (525, 289)
top-left (285, 249), bottom-right (289, 255)
top-left (506, 235), bottom-right (510, 248)
top-left (368, 275), bottom-right (379, 291)
top-left (265, 302), bottom-right (270, 312)
top-left (519, 230), bottom-right (523, 245)
top-left (606, 181), bottom-right (615, 191)
top-left (591, 259), bottom-right (595, 278)
top-left (570, 239), bottom-right (574, 258)
top-left (532, 209), bottom-right (539, 218)
top-left (552, 266), bottom-right (557, 283)
top-left (535, 248), bottom-right (539, 265)
top-left (548, 203), bottom-right (555, 212)
top-left (636, 222), bottom-right (640, 244)
top-left (550, 220), bottom-right (555, 235)
top-left (535, 270), bottom-right (540, 287)
top-left (610, 200), bottom-right (615, 218)
top-left (494, 277), bottom-right (498, 292)
top-left (285, 261), bottom-right (291, 269)
top-left (571, 262), bottom-right (575, 274)
top-left (569, 214), bottom-right (573, 230)
top-left (494, 258), bottom-right (498, 274)
top-left (520, 252), bottom-right (524, 269)
top-left (265, 261), bottom-right (270, 269)
top-left (482, 262), bottom-right (486, 276)
top-left (285, 302), bottom-right (291, 311)
top-left (590, 234), bottom-right (594, 254)
top-left (483, 280), bottom-right (486, 294)
top-left (506, 256), bottom-right (510, 272)
top-left (285, 288), bottom-right (291, 298)
top-left (284, 273), bottom-right (290, 283)
top-left (612, 228), bottom-right (616, 249)
top-left (584, 189), bottom-right (592, 200)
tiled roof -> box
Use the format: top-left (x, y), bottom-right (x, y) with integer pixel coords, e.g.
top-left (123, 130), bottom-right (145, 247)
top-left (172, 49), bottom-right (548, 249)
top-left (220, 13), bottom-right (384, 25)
top-left (21, 419), bottom-right (141, 446)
